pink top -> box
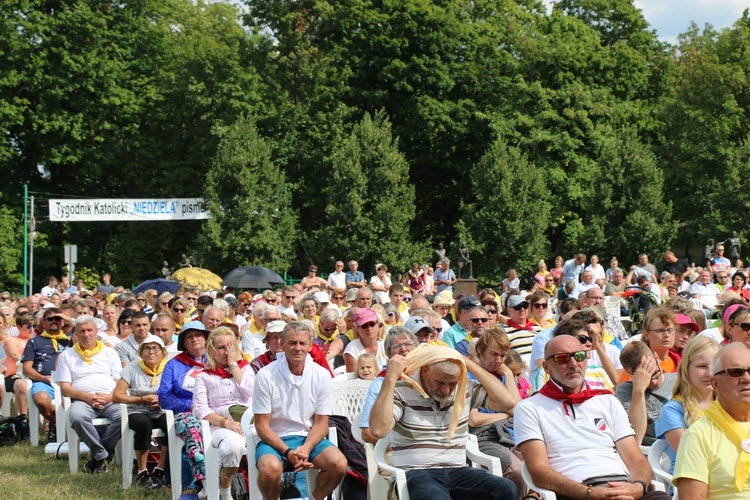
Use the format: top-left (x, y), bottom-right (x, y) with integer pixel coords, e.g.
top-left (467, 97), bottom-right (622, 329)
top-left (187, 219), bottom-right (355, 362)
top-left (193, 365), bottom-right (255, 426)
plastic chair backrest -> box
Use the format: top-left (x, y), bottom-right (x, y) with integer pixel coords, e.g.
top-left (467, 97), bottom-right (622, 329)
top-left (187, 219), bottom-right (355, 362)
top-left (331, 378), bottom-right (372, 421)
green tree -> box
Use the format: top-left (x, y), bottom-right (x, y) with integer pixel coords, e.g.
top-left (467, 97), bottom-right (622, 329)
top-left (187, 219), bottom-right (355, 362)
top-left (313, 110), bottom-right (426, 273)
top-left (202, 117), bottom-right (297, 274)
top-left (0, 207), bottom-right (24, 291)
top-left (458, 138), bottom-right (551, 284)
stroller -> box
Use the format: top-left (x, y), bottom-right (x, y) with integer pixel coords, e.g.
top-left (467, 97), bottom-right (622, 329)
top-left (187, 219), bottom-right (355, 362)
top-left (620, 285), bottom-right (660, 335)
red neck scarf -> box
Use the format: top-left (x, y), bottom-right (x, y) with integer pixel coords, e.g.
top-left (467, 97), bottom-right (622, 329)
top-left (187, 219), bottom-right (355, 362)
top-left (175, 352), bottom-right (205, 368)
top-left (507, 319), bottom-right (535, 331)
top-left (539, 380), bottom-right (611, 415)
top-left (203, 359), bottom-right (249, 379)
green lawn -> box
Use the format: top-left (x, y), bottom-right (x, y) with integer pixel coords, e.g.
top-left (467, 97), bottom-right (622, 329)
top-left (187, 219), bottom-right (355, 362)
top-left (0, 441), bottom-right (172, 499)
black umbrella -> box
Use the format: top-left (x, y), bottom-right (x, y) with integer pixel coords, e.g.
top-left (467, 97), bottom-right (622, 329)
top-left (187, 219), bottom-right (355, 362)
top-left (133, 278), bottom-right (181, 295)
top-left (221, 265), bottom-right (285, 289)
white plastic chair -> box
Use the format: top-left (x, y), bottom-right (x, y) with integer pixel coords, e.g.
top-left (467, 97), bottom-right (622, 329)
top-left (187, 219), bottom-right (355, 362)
top-left (199, 418), bottom-right (222, 500)
top-left (332, 372), bottom-right (357, 382)
top-left (373, 432), bottom-right (501, 500)
top-left (64, 396), bottom-right (121, 473)
top-left (648, 440), bottom-right (677, 498)
top-left (120, 404), bottom-right (170, 489)
top-left (1, 385), bottom-right (16, 416)
top-left (351, 413), bottom-right (388, 500)
top-left (331, 378), bottom-right (372, 421)
top-left (164, 410), bottom-right (186, 500)
top-left (27, 379), bottom-right (67, 446)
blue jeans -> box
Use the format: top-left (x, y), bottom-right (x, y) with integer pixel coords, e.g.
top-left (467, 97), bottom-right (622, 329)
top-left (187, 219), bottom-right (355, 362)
top-left (405, 467), bottom-right (518, 500)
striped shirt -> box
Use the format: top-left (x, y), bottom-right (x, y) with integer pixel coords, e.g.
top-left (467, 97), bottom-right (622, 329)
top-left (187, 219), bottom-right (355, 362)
top-left (391, 376), bottom-right (482, 470)
top-left (504, 323), bottom-right (541, 358)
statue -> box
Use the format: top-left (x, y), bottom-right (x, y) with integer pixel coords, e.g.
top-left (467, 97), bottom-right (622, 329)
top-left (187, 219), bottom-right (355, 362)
top-left (160, 261), bottom-right (171, 279)
top-left (457, 242), bottom-right (473, 279)
top-left (703, 239), bottom-right (715, 265)
top-left (179, 254), bottom-right (194, 268)
top-left (433, 242), bottom-right (446, 266)
top-left (727, 231), bottom-right (741, 263)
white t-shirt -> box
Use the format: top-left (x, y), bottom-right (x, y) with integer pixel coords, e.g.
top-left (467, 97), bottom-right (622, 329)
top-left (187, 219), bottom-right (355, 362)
top-left (343, 339), bottom-right (387, 370)
top-left (514, 386), bottom-right (634, 483)
top-left (327, 271), bottom-right (347, 291)
top-left (571, 282), bottom-right (598, 299)
top-left (586, 264), bottom-right (606, 282)
top-left (252, 353), bottom-right (332, 442)
top-left (242, 331), bottom-right (266, 358)
top-left (277, 304), bottom-right (297, 320)
top-left (53, 346), bottom-right (121, 393)
top-left (369, 275), bottom-right (392, 304)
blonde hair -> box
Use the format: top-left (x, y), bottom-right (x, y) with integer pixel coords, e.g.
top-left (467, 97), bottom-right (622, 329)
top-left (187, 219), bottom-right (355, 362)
top-left (205, 326), bottom-right (242, 369)
top-left (356, 353), bottom-right (377, 379)
top-left (673, 336), bottom-right (719, 425)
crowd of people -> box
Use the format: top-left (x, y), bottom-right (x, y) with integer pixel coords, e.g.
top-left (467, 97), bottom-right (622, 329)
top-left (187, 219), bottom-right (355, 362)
top-left (0, 250), bottom-right (749, 499)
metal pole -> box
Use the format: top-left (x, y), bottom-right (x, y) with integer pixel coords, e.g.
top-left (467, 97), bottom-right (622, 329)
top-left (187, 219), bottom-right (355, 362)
top-left (23, 184), bottom-right (28, 296)
top-left (29, 196), bottom-right (35, 294)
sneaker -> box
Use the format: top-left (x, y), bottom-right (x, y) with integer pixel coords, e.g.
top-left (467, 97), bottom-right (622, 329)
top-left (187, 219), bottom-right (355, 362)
top-left (47, 422), bottom-right (57, 443)
top-left (93, 457), bottom-right (109, 474)
top-left (136, 470), bottom-right (151, 488)
top-left (149, 468), bottom-right (166, 489)
top-left (83, 458), bottom-right (97, 474)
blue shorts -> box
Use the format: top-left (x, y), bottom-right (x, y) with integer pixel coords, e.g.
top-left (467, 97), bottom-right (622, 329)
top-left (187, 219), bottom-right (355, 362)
top-left (31, 381), bottom-right (54, 399)
top-left (255, 435), bottom-right (335, 467)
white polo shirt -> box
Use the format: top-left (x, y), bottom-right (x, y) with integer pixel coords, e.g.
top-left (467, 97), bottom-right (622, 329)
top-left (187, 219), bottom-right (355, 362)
top-left (53, 346), bottom-right (121, 394)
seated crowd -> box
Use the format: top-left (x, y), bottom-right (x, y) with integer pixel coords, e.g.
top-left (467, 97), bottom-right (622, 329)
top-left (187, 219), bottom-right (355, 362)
top-left (0, 250), bottom-right (749, 499)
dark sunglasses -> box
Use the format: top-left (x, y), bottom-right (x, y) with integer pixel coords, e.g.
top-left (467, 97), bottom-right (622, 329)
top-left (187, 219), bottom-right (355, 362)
top-left (486, 309), bottom-right (498, 315)
top-left (733, 323), bottom-right (750, 332)
top-left (360, 321), bottom-right (378, 329)
top-left (172, 308), bottom-right (186, 313)
top-left (285, 295), bottom-right (295, 300)
top-left (715, 368), bottom-right (750, 378)
top-left (119, 319), bottom-right (132, 325)
top-left (511, 304), bottom-right (529, 311)
top-left (576, 334), bottom-right (593, 344)
top-left (533, 303), bottom-right (548, 309)
top-left (471, 317), bottom-right (490, 323)
top-left (322, 326), bottom-right (337, 332)
top-left (546, 350), bottom-right (587, 364)
top-left (137, 298), bottom-right (146, 302)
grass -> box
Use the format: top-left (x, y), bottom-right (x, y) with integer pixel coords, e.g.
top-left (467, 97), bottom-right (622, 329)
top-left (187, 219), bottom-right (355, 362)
top-left (0, 441), bottom-right (173, 499)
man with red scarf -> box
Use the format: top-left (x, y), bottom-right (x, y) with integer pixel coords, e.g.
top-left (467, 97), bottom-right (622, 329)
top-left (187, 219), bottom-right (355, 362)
top-left (514, 334), bottom-right (668, 500)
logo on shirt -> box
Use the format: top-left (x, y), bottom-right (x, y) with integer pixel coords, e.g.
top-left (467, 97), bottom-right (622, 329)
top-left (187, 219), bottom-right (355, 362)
top-left (594, 418), bottom-right (607, 431)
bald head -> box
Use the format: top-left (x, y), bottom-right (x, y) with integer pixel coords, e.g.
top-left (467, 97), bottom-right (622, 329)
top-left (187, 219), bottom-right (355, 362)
top-left (409, 294), bottom-right (430, 312)
top-left (545, 333), bottom-right (584, 359)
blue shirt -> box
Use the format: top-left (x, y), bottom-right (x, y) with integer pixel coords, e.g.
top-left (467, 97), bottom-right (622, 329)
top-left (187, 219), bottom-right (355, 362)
top-left (561, 259), bottom-right (584, 285)
top-left (434, 267), bottom-right (456, 293)
top-left (22, 335), bottom-right (71, 376)
top-left (345, 270), bottom-right (365, 285)
top-left (157, 354), bottom-right (207, 414)
top-left (443, 322), bottom-right (467, 348)
top-left (654, 399), bottom-right (686, 474)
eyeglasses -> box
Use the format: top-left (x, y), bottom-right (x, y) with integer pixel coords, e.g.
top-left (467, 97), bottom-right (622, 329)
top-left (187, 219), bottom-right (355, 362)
top-left (160, 302), bottom-right (169, 306)
top-left (387, 312), bottom-right (396, 318)
top-left (576, 334), bottom-right (593, 344)
top-left (20, 324), bottom-right (34, 329)
top-left (332, 296), bottom-right (345, 300)
top-left (471, 317), bottom-right (490, 323)
top-left (486, 309), bottom-right (498, 315)
top-left (186, 297), bottom-right (197, 302)
top-left (546, 350), bottom-right (587, 364)
top-left (172, 308), bottom-right (186, 313)
top-left (403, 297), bottom-right (412, 302)
top-left (267, 299), bottom-right (277, 303)
top-left (142, 346), bottom-right (161, 353)
top-left (322, 326), bottom-right (336, 332)
top-left (647, 328), bottom-right (675, 335)
top-left (714, 368), bottom-right (750, 378)
top-left (241, 303), bottom-right (252, 307)
top-left (533, 303), bottom-right (548, 309)
top-left (285, 295), bottom-right (295, 300)
top-left (360, 321), bottom-right (378, 329)
top-left (390, 342), bottom-right (415, 351)
top-left (46, 317), bottom-right (63, 322)
top-left (511, 304), bottom-right (529, 311)
top-left (434, 327), bottom-right (442, 333)
top-left (733, 323), bottom-right (750, 332)
top-left (119, 320), bottom-right (132, 325)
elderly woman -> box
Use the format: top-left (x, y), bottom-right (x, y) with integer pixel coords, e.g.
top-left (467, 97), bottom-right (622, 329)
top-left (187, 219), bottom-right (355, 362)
top-left (157, 321), bottom-right (210, 497)
top-left (112, 335), bottom-right (169, 488)
top-left (344, 308), bottom-right (387, 373)
top-left (193, 326), bottom-right (255, 500)
top-left (369, 264), bottom-right (392, 305)
top-left (405, 262), bottom-right (425, 294)
top-left (298, 294), bottom-right (320, 324)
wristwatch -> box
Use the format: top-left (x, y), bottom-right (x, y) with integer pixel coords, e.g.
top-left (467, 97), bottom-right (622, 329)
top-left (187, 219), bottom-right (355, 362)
top-left (632, 480), bottom-right (647, 497)
top-left (230, 362), bottom-right (239, 369)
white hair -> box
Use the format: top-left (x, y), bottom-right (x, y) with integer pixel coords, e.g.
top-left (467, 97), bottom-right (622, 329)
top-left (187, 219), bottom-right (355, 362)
top-left (712, 343), bottom-right (750, 375)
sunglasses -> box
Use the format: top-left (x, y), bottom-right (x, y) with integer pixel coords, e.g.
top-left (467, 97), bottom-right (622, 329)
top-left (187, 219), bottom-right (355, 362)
top-left (360, 321), bottom-right (379, 329)
top-left (119, 320), bottom-right (132, 325)
top-left (160, 302), bottom-right (169, 306)
top-left (511, 304), bottom-right (529, 311)
top-left (546, 350), bottom-right (587, 364)
top-left (172, 308), bottom-right (186, 313)
top-left (322, 326), bottom-right (337, 332)
top-left (486, 309), bottom-right (498, 314)
top-left (241, 303), bottom-right (252, 307)
top-left (576, 334), bottom-right (593, 344)
top-left (471, 317), bottom-right (490, 323)
top-left (387, 312), bottom-right (396, 318)
top-left (285, 295), bottom-right (295, 300)
top-left (733, 323), bottom-right (750, 332)
top-left (715, 368), bottom-right (750, 378)
top-left (533, 303), bottom-right (548, 309)
top-left (332, 296), bottom-right (345, 300)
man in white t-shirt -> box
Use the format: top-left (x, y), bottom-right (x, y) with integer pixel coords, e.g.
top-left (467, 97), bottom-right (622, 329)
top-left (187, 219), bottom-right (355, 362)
top-left (690, 269), bottom-right (722, 310)
top-left (327, 261), bottom-right (347, 290)
top-left (53, 315), bottom-right (122, 473)
top-left (252, 321), bottom-right (346, 500)
top-left (40, 276), bottom-right (58, 297)
top-left (276, 286), bottom-right (298, 319)
top-left (515, 334), bottom-right (667, 500)
top-left (571, 270), bottom-right (598, 299)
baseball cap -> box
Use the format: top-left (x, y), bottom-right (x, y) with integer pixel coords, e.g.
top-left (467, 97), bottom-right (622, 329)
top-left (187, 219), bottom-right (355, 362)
top-left (313, 291), bottom-right (330, 304)
top-left (404, 316), bottom-right (434, 335)
top-left (457, 295), bottom-right (481, 312)
top-left (507, 295), bottom-right (530, 309)
top-left (674, 314), bottom-right (700, 333)
top-left (354, 308), bottom-right (378, 326)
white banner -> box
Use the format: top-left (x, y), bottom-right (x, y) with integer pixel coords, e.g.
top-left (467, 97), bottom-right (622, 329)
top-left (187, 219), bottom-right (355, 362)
top-left (49, 198), bottom-right (211, 222)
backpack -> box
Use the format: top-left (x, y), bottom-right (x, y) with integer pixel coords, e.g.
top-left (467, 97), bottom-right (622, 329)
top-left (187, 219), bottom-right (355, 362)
top-left (0, 414), bottom-right (28, 446)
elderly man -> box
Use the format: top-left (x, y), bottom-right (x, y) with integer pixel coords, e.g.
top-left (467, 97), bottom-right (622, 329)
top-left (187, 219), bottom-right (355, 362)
top-left (115, 311), bottom-right (152, 367)
top-left (443, 295), bottom-right (482, 348)
top-left (249, 321), bottom-right (287, 373)
top-left (571, 270), bottom-right (598, 299)
top-left (689, 269), bottom-right (722, 310)
top-left (369, 344), bottom-right (518, 500)
top-left (674, 342), bottom-right (750, 498)
top-left (202, 305), bottom-right (224, 332)
top-left (433, 258), bottom-right (457, 294)
top-left (312, 307), bottom-right (344, 362)
top-left (355, 287), bottom-right (373, 309)
top-left (22, 308), bottom-right (71, 442)
top-left (53, 315), bottom-right (122, 473)
top-left (604, 268), bottom-right (626, 296)
top-left (515, 334), bottom-right (668, 500)
top-left (252, 322), bottom-right (347, 500)
top-left (327, 261), bottom-right (347, 290)
top-left (242, 304), bottom-right (282, 357)
top-left (345, 260), bottom-right (366, 289)
top-left (455, 307), bottom-right (491, 357)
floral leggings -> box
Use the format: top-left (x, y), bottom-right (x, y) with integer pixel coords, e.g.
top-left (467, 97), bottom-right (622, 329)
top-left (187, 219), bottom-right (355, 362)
top-left (174, 411), bottom-right (206, 481)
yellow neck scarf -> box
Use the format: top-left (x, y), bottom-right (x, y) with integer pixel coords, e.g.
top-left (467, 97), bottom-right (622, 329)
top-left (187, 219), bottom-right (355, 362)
top-left (73, 340), bottom-right (104, 364)
top-left (42, 331), bottom-right (69, 352)
top-left (317, 329), bottom-right (339, 343)
top-left (399, 344), bottom-right (467, 439)
top-left (138, 358), bottom-right (167, 386)
top-left (704, 399), bottom-right (750, 491)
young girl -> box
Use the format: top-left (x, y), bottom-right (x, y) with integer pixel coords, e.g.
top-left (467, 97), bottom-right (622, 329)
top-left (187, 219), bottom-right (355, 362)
top-left (502, 269), bottom-right (520, 292)
top-left (356, 353), bottom-right (377, 380)
top-left (504, 350), bottom-right (531, 399)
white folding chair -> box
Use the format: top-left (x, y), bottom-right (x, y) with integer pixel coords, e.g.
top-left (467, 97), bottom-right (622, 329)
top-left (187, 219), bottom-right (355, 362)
top-left (200, 418), bottom-right (222, 500)
top-left (27, 378), bottom-right (66, 446)
top-left (331, 378), bottom-right (372, 422)
top-left (373, 432), bottom-right (501, 500)
top-left (1, 384), bottom-right (16, 416)
top-left (120, 404), bottom-right (169, 489)
top-left (648, 440), bottom-right (677, 498)
top-left (351, 413), bottom-right (388, 500)
top-left (65, 397), bottom-right (121, 473)
top-left (164, 410), bottom-right (186, 500)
